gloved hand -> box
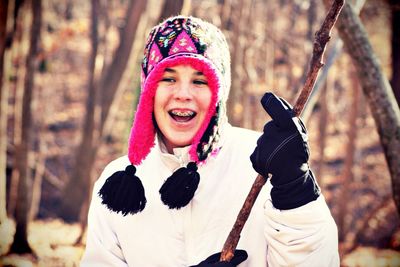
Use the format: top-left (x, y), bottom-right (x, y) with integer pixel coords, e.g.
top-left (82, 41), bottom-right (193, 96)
top-left (250, 92), bottom-right (320, 210)
top-left (190, 250), bottom-right (248, 267)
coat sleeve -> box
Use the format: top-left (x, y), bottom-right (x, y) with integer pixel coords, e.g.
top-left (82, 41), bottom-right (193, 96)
top-left (263, 183), bottom-right (339, 267)
top-left (80, 159), bottom-right (129, 267)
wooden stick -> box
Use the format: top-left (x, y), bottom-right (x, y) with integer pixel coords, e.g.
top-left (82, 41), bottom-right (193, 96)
top-left (293, 0), bottom-right (345, 116)
top-left (220, 0), bottom-right (345, 262)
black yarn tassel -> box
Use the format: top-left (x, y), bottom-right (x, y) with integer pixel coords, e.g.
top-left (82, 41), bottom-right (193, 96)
top-left (159, 162), bottom-right (200, 209)
top-left (99, 165), bottom-right (146, 216)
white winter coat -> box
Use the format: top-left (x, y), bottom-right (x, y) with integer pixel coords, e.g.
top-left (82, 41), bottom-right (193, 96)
top-left (81, 125), bottom-right (339, 267)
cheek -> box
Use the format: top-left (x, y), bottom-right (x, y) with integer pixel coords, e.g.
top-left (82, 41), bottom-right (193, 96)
top-left (153, 90), bottom-right (167, 121)
top-left (198, 90), bottom-right (212, 111)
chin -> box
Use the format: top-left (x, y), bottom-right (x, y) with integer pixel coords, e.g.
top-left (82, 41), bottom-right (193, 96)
top-left (170, 138), bottom-right (192, 148)
top-left (166, 132), bottom-right (195, 148)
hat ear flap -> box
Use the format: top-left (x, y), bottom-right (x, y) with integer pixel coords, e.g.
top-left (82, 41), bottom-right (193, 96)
top-left (99, 165), bottom-right (146, 216)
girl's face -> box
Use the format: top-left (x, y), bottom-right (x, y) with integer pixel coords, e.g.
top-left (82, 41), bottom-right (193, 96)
top-left (154, 64), bottom-right (212, 153)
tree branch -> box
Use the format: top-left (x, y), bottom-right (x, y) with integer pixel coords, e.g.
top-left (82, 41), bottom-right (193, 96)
top-left (293, 0), bottom-right (345, 116)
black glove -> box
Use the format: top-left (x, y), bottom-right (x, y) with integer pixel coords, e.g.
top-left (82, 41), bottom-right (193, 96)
top-left (190, 250), bottom-right (248, 267)
top-left (250, 92), bottom-right (320, 210)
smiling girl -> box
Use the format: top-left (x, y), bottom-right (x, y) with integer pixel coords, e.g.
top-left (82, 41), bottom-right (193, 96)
top-left (81, 16), bottom-right (339, 267)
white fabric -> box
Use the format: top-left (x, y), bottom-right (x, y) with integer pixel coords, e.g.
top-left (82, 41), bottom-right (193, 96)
top-left (81, 125), bottom-right (339, 267)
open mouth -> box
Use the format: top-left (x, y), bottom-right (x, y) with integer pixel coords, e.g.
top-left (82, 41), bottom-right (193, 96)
top-left (169, 110), bottom-right (196, 122)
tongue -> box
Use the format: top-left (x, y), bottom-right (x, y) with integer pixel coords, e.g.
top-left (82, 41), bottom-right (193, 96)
top-left (172, 115), bottom-right (192, 122)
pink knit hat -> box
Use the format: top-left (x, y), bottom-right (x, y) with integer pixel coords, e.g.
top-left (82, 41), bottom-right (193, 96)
top-left (99, 16), bottom-right (231, 215)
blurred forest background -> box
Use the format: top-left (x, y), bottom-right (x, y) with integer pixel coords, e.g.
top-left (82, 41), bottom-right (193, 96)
top-left (1, 0), bottom-right (400, 266)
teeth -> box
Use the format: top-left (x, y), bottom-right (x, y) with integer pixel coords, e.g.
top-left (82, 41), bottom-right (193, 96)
top-left (171, 110), bottom-right (194, 117)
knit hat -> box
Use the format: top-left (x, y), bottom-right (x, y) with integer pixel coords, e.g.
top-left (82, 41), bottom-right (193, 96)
top-left (99, 16), bottom-right (231, 215)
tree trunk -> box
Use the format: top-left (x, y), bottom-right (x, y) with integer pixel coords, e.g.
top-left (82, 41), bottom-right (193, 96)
top-left (314, 82), bottom-right (329, 184)
top-left (0, 0), bottom-right (9, 223)
top-left (264, 1), bottom-right (275, 92)
top-left (227, 0), bottom-right (245, 126)
top-left (293, 0), bottom-right (317, 97)
top-left (390, 0), bottom-right (400, 106)
top-left (9, 0), bottom-right (41, 254)
top-left (335, 2), bottom-right (400, 214)
top-left (356, 197), bottom-right (399, 249)
top-left (29, 149), bottom-right (45, 220)
top-left (241, 0), bottom-right (255, 129)
top-left (338, 68), bottom-right (360, 241)
top-left (28, 81), bottom-right (47, 220)
top-left (59, 0), bottom-right (100, 222)
top-left (219, 0), bottom-right (232, 30)
top-left (8, 0), bottom-right (29, 217)
top-left (159, 0), bottom-right (190, 21)
top-left (302, 39), bottom-right (343, 123)
top-left (307, 0), bottom-right (317, 42)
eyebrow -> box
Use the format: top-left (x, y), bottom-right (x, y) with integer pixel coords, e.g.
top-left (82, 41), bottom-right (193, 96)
top-left (164, 68), bottom-right (205, 76)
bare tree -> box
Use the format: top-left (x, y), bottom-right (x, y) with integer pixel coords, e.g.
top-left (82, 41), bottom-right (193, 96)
top-left (9, 0), bottom-right (41, 254)
top-left (335, 1), bottom-right (400, 214)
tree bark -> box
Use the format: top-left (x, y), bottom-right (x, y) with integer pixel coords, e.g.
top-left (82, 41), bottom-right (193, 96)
top-left (356, 197), bottom-right (399, 249)
top-left (9, 0), bottom-right (41, 254)
top-left (219, 0), bottom-right (232, 30)
top-left (0, 0), bottom-right (9, 223)
top-left (335, 1), bottom-right (400, 214)
top-left (390, 0), bottom-right (400, 106)
top-left (338, 68), bottom-right (360, 241)
top-left (264, 1), bottom-right (275, 92)
top-left (314, 81), bottom-right (329, 183)
top-left (226, 0), bottom-right (245, 126)
top-left (8, 0), bottom-right (28, 217)
top-left (239, 0), bottom-right (254, 129)
top-left (0, 0), bottom-right (8, 93)
top-left (28, 82), bottom-right (47, 220)
top-left (159, 0), bottom-right (190, 21)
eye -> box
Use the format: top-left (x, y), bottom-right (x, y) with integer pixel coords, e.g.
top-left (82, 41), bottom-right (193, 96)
top-left (193, 79), bottom-right (208, 85)
top-left (160, 77), bottom-right (175, 83)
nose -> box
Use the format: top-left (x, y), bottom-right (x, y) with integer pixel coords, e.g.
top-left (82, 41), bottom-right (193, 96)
top-left (173, 81), bottom-right (192, 101)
